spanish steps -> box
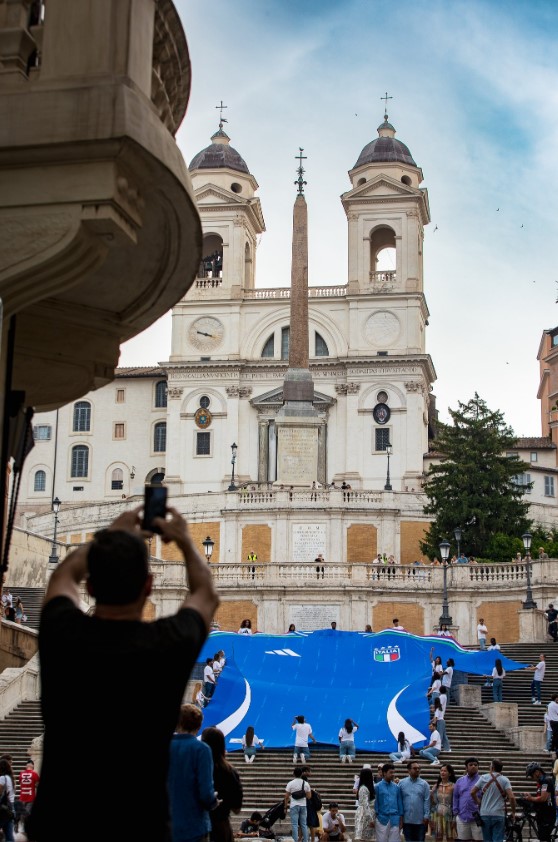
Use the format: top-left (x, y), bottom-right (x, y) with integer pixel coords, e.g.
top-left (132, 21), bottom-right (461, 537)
top-left (0, 641), bottom-right (555, 831)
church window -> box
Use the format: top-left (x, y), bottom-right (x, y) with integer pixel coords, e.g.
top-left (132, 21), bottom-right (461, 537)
top-left (200, 395), bottom-right (211, 409)
top-left (281, 327), bottom-right (290, 360)
top-left (315, 332), bottom-right (329, 357)
top-left (231, 182), bottom-right (242, 194)
top-left (196, 431), bottom-right (211, 456)
top-left (377, 390), bottom-right (388, 403)
top-left (261, 334), bottom-right (275, 358)
top-left (34, 470), bottom-right (46, 492)
top-left (200, 233), bottom-right (224, 279)
top-left (73, 401), bottom-right (91, 432)
top-left (71, 445), bottom-right (89, 478)
top-left (111, 468), bottom-right (124, 490)
top-left (33, 424), bottom-right (51, 441)
top-left (151, 472), bottom-right (165, 485)
top-left (155, 381), bottom-right (167, 408)
top-left (401, 175), bottom-right (412, 186)
top-left (375, 428), bottom-right (391, 451)
top-left (114, 423), bottom-right (125, 440)
top-left (116, 388), bottom-right (125, 403)
top-left (154, 422), bottom-right (166, 453)
top-left (357, 177), bottom-right (366, 186)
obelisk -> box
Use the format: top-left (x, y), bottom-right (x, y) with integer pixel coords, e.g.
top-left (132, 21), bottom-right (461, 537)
top-left (275, 150), bottom-right (320, 486)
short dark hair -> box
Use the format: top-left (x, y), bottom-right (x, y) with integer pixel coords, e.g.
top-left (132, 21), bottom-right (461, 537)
top-left (293, 766), bottom-right (303, 778)
top-left (250, 812), bottom-right (263, 822)
top-left (382, 762), bottom-right (394, 774)
top-left (407, 760), bottom-right (418, 770)
top-left (87, 529), bottom-right (148, 605)
top-left (465, 757), bottom-right (479, 766)
top-left (491, 759), bottom-right (503, 773)
top-left (328, 802), bottom-right (338, 809)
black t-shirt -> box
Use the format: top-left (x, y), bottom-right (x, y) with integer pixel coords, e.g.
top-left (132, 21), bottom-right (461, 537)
top-left (535, 774), bottom-right (556, 822)
top-left (547, 609), bottom-right (558, 623)
top-left (28, 596), bottom-right (206, 842)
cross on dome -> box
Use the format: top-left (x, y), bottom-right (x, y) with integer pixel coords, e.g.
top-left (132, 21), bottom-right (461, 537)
top-left (295, 147), bottom-right (307, 195)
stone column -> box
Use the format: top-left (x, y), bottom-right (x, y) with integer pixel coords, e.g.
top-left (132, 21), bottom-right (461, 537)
top-left (258, 420), bottom-right (268, 483)
top-left (288, 194), bottom-right (309, 371)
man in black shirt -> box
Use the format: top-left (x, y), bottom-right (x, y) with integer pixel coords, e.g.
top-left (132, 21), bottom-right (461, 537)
top-left (545, 604), bottom-right (558, 642)
top-left (523, 763), bottom-right (556, 842)
top-left (27, 506), bottom-right (219, 842)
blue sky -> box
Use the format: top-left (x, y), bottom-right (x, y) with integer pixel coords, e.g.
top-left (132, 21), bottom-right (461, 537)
top-left (121, 0), bottom-right (558, 435)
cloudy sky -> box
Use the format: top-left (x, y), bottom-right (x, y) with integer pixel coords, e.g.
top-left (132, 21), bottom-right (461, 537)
top-left (121, 0), bottom-right (558, 436)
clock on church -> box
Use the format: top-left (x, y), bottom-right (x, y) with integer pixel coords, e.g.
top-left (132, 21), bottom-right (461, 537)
top-left (188, 317), bottom-right (225, 351)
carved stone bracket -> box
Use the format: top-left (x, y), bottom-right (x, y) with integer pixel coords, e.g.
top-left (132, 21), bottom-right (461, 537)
top-left (226, 385), bottom-right (253, 399)
top-left (167, 386), bottom-right (183, 399)
top-left (335, 383), bottom-right (360, 396)
top-left (405, 381), bottom-right (426, 395)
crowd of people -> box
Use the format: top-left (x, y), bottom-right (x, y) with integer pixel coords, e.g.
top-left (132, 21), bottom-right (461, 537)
top-left (0, 590), bottom-right (25, 624)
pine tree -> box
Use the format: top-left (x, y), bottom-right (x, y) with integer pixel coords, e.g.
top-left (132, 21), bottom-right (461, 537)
top-left (420, 394), bottom-right (531, 559)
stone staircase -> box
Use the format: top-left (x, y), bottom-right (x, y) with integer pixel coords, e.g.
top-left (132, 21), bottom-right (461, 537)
top-left (0, 643), bottom-right (553, 831)
top-left (0, 700), bottom-right (42, 773)
top-left (3, 586), bottom-right (44, 630)
top-left (224, 643), bottom-right (557, 831)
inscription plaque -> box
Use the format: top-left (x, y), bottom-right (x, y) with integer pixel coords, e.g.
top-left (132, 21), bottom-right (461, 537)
top-left (290, 603), bottom-right (340, 631)
top-left (277, 426), bottom-right (318, 485)
top-left (292, 523), bottom-right (327, 562)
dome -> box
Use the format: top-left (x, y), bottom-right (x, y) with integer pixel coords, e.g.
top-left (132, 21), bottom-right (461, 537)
top-left (189, 128), bottom-right (250, 174)
top-left (353, 118), bottom-right (417, 169)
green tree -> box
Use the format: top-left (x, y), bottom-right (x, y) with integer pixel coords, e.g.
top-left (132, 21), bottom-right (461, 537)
top-left (420, 394), bottom-right (531, 559)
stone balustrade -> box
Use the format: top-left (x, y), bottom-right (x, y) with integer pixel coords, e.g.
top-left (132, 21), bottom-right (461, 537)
top-left (149, 559), bottom-right (546, 592)
top-left (242, 286), bottom-right (347, 300)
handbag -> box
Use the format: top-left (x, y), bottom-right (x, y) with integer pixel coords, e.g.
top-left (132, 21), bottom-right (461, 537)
top-left (472, 811), bottom-right (484, 828)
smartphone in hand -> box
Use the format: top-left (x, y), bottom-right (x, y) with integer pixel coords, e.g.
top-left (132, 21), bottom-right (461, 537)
top-left (142, 485), bottom-right (168, 534)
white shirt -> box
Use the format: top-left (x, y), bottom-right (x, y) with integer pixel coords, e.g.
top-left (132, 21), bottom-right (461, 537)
top-left (238, 627), bottom-right (252, 635)
top-left (434, 708), bottom-right (444, 720)
top-left (339, 725), bottom-right (358, 743)
top-left (534, 661), bottom-right (546, 682)
top-left (0, 775), bottom-right (14, 805)
top-left (241, 734), bottom-right (263, 748)
top-left (203, 665), bottom-right (215, 683)
top-left (492, 667), bottom-right (506, 680)
top-left (285, 779), bottom-right (311, 803)
top-left (432, 664), bottom-right (444, 676)
top-left (441, 666), bottom-right (453, 687)
top-left (213, 660), bottom-right (222, 676)
top-left (429, 730), bottom-right (442, 751)
top-left (487, 644), bottom-right (501, 650)
top-left (439, 694), bottom-right (448, 714)
top-left (547, 700), bottom-right (558, 722)
top-left (477, 623), bottom-right (488, 639)
top-left (322, 811), bottom-right (346, 833)
top-left (293, 722), bottom-right (313, 747)
top-left (430, 679), bottom-right (441, 694)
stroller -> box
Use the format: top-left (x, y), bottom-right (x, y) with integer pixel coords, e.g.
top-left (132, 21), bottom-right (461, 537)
top-left (258, 801), bottom-right (287, 839)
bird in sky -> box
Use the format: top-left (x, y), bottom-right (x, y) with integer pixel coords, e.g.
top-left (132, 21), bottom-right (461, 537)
top-left (496, 208), bottom-right (500, 211)
top-left (434, 225), bottom-right (439, 232)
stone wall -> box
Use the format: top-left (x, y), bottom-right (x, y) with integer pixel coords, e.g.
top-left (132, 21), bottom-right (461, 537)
top-left (241, 524), bottom-right (271, 563)
top-left (347, 524), bottom-right (377, 561)
top-left (400, 520), bottom-right (428, 564)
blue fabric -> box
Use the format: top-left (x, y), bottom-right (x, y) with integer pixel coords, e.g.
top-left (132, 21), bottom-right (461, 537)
top-left (290, 804), bottom-right (308, 842)
top-left (481, 815), bottom-right (505, 842)
top-left (375, 779), bottom-right (403, 825)
top-left (197, 630), bottom-right (526, 751)
top-left (168, 733), bottom-right (216, 842)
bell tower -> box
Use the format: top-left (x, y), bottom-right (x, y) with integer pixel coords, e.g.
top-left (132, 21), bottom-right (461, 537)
top-left (341, 110), bottom-right (430, 301)
top-left (189, 113), bottom-right (265, 294)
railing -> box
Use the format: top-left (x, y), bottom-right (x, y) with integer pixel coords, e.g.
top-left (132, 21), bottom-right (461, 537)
top-left (370, 270), bottom-right (396, 284)
top-left (195, 277), bottom-right (223, 289)
top-left (235, 489), bottom-right (383, 507)
top-left (242, 286), bottom-right (347, 300)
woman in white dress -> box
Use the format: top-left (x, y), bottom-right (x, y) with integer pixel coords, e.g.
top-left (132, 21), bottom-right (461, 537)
top-left (354, 767), bottom-right (375, 841)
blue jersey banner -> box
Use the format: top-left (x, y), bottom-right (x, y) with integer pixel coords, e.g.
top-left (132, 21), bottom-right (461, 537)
top-left (197, 630), bottom-right (526, 752)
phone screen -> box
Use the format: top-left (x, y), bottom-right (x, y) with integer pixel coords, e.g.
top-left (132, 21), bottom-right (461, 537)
top-left (142, 485), bottom-right (168, 534)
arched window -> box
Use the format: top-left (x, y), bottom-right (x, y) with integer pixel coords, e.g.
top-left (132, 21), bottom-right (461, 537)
top-left (281, 327), bottom-right (290, 360)
top-left (71, 445), bottom-right (89, 477)
top-left (199, 233), bottom-right (224, 279)
top-left (261, 334), bottom-right (275, 358)
top-left (111, 468), bottom-right (124, 490)
top-left (73, 401), bottom-right (91, 432)
top-left (315, 332), bottom-right (329, 357)
top-left (369, 226), bottom-right (396, 281)
top-left (34, 470), bottom-right (46, 492)
top-left (154, 422), bottom-right (167, 453)
top-left (151, 472), bottom-right (165, 485)
top-left (155, 381), bottom-right (167, 408)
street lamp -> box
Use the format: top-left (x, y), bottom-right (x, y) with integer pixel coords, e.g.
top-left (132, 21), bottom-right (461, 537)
top-left (439, 539), bottom-right (452, 626)
top-left (228, 442), bottom-right (238, 491)
top-left (48, 497), bottom-right (61, 564)
top-left (522, 531), bottom-right (537, 609)
top-left (202, 536), bottom-right (215, 564)
top-left (454, 527), bottom-right (462, 559)
top-left (384, 442), bottom-right (392, 491)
